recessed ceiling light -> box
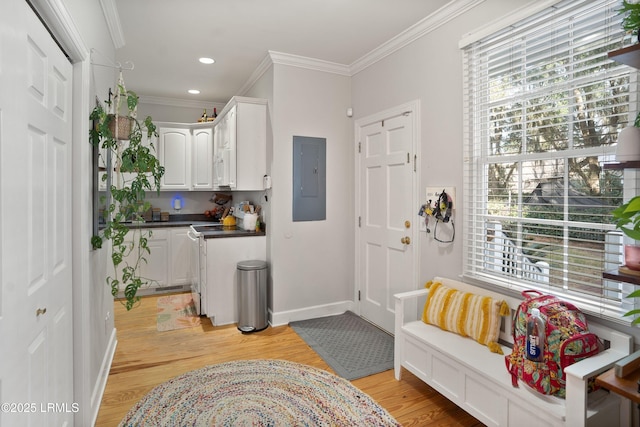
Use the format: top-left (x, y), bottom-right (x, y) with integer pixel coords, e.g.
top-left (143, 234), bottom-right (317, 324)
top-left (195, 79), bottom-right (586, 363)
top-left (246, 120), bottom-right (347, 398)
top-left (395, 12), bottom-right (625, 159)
top-left (188, 89), bottom-right (200, 95)
top-left (199, 57), bottom-right (215, 64)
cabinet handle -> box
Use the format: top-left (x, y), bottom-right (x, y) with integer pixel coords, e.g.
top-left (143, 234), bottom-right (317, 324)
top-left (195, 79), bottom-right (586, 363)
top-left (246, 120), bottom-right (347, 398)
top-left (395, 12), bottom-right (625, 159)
top-left (36, 308), bottom-right (47, 316)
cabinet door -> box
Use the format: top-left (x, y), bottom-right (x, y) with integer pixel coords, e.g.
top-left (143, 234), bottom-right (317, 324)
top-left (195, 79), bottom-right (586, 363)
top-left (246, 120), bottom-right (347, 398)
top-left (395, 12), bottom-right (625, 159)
top-left (141, 229), bottom-right (170, 287)
top-left (192, 127), bottom-right (214, 190)
top-left (159, 127), bottom-right (191, 190)
top-left (170, 228), bottom-right (191, 286)
top-left (213, 121), bottom-right (224, 188)
top-left (235, 101), bottom-right (266, 190)
top-left (116, 228), bottom-right (169, 290)
top-left (213, 106), bottom-right (236, 189)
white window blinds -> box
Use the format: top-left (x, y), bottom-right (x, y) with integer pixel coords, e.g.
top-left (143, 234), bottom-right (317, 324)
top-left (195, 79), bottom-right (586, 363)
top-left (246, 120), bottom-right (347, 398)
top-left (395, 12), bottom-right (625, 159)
top-left (462, 0), bottom-right (637, 322)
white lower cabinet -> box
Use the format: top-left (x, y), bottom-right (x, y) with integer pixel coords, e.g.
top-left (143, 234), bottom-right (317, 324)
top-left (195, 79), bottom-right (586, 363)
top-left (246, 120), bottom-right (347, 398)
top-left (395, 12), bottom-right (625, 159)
top-left (204, 236), bottom-right (266, 326)
top-left (115, 227), bottom-right (190, 291)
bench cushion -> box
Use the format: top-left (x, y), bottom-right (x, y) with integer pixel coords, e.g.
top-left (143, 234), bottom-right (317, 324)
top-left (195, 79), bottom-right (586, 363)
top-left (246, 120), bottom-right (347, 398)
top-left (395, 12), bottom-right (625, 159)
top-left (422, 280), bottom-right (509, 353)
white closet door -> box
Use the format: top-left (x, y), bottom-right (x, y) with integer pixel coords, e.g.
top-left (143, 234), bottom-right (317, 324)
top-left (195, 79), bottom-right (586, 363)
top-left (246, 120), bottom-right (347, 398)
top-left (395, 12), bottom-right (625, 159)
top-left (0, 0), bottom-right (74, 425)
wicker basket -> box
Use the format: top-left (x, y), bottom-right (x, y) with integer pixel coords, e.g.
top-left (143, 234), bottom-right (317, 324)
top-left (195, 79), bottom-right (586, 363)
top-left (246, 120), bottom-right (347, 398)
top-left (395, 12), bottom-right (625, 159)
top-left (108, 115), bottom-right (133, 140)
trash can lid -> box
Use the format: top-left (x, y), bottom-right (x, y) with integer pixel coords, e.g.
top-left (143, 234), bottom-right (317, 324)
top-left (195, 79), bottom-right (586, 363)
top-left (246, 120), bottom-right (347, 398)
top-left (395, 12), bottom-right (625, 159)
top-left (237, 260), bottom-right (267, 271)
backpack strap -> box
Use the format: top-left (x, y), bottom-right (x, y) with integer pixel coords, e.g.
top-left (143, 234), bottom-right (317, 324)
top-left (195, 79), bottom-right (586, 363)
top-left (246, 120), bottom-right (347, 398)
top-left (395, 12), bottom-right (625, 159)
top-left (504, 356), bottom-right (519, 388)
top-left (521, 290), bottom-right (544, 300)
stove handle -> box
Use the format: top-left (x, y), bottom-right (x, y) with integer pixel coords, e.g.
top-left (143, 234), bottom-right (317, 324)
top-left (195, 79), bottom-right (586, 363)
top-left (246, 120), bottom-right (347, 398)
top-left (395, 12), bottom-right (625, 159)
top-left (187, 228), bottom-right (200, 241)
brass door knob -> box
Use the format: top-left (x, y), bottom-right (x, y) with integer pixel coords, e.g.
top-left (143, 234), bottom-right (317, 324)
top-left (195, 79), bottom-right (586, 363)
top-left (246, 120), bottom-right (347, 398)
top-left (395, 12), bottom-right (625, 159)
top-left (36, 308), bottom-right (47, 316)
top-left (401, 236), bottom-right (411, 245)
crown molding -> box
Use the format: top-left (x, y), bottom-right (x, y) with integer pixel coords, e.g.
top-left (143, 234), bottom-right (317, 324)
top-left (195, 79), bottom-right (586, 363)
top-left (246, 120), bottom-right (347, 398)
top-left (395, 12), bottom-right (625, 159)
top-left (164, 0), bottom-right (487, 105)
top-left (269, 51), bottom-right (351, 76)
top-left (99, 0), bottom-right (125, 49)
top-left (138, 95), bottom-right (225, 110)
top-left (238, 0), bottom-right (486, 92)
top-left (237, 52), bottom-right (275, 96)
top-left (350, 0), bottom-right (484, 75)
top-left (237, 51), bottom-right (351, 96)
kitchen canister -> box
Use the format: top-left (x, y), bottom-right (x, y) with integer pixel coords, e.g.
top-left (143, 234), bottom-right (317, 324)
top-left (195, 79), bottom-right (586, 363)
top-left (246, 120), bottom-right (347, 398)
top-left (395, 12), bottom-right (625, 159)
top-left (243, 213), bottom-right (258, 231)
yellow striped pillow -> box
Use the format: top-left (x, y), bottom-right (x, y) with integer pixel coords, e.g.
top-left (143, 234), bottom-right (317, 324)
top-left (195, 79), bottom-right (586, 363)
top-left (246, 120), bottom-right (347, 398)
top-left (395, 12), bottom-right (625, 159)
top-left (422, 281), bottom-right (509, 354)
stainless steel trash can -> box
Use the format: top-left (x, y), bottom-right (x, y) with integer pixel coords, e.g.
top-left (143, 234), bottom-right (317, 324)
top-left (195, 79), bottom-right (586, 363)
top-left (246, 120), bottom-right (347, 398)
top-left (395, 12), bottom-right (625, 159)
top-left (237, 260), bottom-right (268, 332)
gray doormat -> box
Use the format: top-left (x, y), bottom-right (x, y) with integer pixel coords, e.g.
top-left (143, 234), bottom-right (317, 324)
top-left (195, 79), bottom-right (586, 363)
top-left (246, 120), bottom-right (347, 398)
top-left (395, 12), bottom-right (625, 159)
top-left (290, 311), bottom-right (394, 380)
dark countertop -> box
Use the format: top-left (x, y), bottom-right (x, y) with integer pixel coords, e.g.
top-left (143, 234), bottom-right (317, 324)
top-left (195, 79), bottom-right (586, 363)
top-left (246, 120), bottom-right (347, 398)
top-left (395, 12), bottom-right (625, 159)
top-left (123, 220), bottom-right (213, 229)
top-left (197, 227), bottom-right (266, 239)
top-left (116, 214), bottom-right (266, 238)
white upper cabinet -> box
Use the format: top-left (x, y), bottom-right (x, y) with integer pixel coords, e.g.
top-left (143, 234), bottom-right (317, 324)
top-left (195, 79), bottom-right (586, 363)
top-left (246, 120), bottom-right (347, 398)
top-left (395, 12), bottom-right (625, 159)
top-left (213, 106), bottom-right (236, 188)
top-left (192, 125), bottom-right (214, 190)
top-left (213, 97), bottom-right (267, 191)
top-left (158, 126), bottom-right (191, 190)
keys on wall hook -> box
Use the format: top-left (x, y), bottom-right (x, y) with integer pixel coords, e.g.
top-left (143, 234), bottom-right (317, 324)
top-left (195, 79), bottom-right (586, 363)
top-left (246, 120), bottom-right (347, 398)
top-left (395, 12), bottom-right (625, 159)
top-left (418, 200), bottom-right (433, 233)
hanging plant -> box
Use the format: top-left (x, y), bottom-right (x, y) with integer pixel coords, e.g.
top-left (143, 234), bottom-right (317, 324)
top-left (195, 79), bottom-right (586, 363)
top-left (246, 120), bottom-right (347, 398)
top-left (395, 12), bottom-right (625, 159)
top-left (90, 73), bottom-right (165, 310)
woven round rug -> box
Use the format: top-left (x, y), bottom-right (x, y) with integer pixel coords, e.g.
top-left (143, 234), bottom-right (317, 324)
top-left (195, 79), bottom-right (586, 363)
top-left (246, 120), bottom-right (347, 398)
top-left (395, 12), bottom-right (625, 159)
top-left (119, 359), bottom-right (400, 426)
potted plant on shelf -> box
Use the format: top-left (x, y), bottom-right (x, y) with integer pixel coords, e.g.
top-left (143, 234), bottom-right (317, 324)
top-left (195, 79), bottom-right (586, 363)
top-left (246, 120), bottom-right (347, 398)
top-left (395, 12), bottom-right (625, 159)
top-left (90, 72), bottom-right (165, 310)
top-left (612, 195), bottom-right (640, 323)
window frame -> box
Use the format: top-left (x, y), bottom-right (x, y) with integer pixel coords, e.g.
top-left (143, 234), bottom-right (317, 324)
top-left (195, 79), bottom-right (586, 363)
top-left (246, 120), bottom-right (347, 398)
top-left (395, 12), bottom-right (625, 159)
top-left (461, 0), bottom-right (638, 324)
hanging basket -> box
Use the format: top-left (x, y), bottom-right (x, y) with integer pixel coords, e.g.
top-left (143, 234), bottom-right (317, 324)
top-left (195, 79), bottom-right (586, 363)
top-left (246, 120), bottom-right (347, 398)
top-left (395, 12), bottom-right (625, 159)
top-left (108, 114), bottom-right (133, 140)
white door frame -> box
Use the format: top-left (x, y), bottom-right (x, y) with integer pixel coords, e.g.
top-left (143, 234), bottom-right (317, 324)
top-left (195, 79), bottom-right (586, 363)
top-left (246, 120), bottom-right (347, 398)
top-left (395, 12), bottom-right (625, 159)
top-left (28, 1), bottom-right (110, 426)
top-left (354, 100), bottom-right (421, 321)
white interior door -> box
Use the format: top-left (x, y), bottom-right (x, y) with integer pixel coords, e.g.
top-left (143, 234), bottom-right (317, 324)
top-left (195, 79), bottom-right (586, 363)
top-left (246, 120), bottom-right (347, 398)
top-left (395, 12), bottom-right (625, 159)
top-left (0, 0), bottom-right (74, 425)
top-left (357, 106), bottom-right (417, 333)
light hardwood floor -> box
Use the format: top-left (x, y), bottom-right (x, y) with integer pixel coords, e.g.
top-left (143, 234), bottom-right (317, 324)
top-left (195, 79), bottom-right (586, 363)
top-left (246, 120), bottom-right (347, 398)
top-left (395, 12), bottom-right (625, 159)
top-left (95, 294), bottom-right (483, 426)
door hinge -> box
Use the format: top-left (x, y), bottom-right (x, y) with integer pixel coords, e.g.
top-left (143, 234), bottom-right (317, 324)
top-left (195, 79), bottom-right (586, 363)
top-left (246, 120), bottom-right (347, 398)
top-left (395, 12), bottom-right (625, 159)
top-left (358, 216), bottom-right (361, 227)
top-left (381, 120), bottom-right (384, 127)
top-left (358, 142), bottom-right (362, 153)
top-left (407, 153), bottom-right (410, 163)
top-left (358, 290), bottom-right (361, 301)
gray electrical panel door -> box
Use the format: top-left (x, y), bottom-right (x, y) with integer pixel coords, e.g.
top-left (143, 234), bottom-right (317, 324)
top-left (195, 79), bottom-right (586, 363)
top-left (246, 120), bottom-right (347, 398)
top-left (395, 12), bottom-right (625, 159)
top-left (293, 136), bottom-right (326, 221)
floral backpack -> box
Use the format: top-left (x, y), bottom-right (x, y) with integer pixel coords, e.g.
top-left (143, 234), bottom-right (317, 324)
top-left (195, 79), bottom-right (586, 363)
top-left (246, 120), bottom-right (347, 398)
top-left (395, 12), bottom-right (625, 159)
top-left (504, 290), bottom-right (601, 398)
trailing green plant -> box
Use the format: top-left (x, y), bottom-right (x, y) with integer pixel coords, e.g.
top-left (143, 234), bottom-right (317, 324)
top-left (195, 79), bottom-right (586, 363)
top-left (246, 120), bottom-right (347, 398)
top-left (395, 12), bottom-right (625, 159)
top-left (611, 195), bottom-right (640, 324)
top-left (90, 79), bottom-right (164, 310)
top-left (620, 0), bottom-right (640, 38)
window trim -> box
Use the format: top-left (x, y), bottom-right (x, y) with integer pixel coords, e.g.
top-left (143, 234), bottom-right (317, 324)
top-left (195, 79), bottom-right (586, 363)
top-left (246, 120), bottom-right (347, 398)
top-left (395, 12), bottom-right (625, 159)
top-left (461, 0), bottom-right (636, 325)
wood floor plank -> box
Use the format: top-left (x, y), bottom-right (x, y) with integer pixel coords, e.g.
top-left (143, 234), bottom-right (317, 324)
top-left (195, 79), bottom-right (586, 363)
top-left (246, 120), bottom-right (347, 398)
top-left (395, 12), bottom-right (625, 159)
top-left (95, 294), bottom-right (483, 426)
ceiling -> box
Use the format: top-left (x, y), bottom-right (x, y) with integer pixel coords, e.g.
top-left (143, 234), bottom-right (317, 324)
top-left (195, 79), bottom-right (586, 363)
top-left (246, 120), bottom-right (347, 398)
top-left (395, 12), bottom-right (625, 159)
top-left (113, 0), bottom-right (449, 104)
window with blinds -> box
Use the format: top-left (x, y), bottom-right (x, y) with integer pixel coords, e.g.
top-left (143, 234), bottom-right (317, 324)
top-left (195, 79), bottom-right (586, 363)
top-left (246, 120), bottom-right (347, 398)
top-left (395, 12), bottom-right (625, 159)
top-left (462, 0), bottom-right (637, 323)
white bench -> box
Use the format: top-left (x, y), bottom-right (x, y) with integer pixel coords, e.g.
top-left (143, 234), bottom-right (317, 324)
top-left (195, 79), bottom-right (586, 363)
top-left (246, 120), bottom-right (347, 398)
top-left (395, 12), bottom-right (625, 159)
top-left (394, 277), bottom-right (633, 427)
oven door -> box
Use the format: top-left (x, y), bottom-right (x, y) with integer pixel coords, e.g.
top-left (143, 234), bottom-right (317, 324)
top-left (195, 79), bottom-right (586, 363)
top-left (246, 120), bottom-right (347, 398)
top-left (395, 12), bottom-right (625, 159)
top-left (187, 227), bottom-right (203, 315)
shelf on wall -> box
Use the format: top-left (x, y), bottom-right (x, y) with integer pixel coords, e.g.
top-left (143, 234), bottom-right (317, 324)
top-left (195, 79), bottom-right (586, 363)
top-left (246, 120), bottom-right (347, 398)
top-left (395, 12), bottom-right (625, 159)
top-left (603, 269), bottom-right (640, 286)
top-left (608, 44), bottom-right (640, 69)
top-left (603, 161), bottom-right (640, 170)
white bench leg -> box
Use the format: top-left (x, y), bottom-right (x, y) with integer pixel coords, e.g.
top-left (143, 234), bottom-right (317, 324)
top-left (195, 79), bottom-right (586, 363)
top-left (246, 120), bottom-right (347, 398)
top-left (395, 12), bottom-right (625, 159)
top-left (565, 373), bottom-right (587, 427)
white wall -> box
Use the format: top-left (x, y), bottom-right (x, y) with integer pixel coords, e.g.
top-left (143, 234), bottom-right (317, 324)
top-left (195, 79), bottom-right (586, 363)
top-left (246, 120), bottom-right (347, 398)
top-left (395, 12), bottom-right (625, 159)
top-left (61, 1), bottom-right (118, 425)
top-left (268, 64), bottom-right (354, 322)
top-left (351, 0), bottom-right (535, 286)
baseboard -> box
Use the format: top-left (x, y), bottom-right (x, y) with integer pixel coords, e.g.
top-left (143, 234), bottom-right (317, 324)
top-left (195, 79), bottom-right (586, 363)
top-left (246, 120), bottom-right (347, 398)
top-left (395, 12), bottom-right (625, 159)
top-left (90, 327), bottom-right (118, 426)
top-left (270, 300), bottom-right (354, 327)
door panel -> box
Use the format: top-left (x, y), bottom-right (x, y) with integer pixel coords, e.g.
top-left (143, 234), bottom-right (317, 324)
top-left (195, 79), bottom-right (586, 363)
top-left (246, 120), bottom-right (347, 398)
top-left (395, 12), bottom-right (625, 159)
top-left (0, 1), bottom-right (74, 425)
top-left (358, 112), bottom-right (415, 333)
